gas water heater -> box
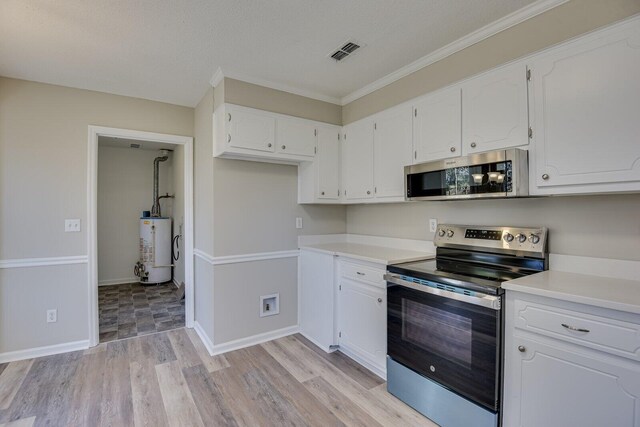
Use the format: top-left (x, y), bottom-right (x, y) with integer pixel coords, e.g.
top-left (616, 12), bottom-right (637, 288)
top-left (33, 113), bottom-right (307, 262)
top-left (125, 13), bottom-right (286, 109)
top-left (134, 149), bottom-right (173, 284)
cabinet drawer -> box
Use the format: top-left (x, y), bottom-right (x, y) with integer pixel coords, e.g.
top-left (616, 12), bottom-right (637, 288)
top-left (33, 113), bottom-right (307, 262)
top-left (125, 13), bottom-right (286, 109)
top-left (340, 262), bottom-right (385, 288)
top-left (513, 299), bottom-right (640, 361)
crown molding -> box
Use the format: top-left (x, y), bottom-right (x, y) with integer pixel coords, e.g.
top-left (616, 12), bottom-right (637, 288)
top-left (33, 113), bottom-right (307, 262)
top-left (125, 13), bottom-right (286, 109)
top-left (210, 67), bottom-right (224, 87)
top-left (339, 0), bottom-right (569, 105)
top-left (208, 68), bottom-right (342, 105)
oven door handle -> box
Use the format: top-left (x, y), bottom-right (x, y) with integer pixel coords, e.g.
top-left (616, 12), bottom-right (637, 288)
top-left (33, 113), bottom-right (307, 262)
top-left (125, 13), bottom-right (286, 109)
top-left (384, 273), bottom-right (501, 311)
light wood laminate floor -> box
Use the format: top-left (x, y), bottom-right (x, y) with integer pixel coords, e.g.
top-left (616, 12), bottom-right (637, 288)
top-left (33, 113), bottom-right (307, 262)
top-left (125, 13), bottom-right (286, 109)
top-left (0, 329), bottom-right (437, 426)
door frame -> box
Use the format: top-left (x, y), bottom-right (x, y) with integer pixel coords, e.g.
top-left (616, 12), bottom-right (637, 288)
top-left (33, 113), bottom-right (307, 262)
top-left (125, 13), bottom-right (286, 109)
top-left (87, 125), bottom-right (194, 347)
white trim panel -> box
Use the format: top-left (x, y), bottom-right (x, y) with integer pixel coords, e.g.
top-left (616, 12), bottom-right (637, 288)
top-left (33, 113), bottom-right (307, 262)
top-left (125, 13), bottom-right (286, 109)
top-left (193, 322), bottom-right (215, 356)
top-left (98, 277), bottom-right (139, 286)
top-left (210, 325), bottom-right (299, 356)
top-left (0, 255), bottom-right (88, 269)
top-left (340, 0), bottom-right (569, 105)
top-left (194, 249), bottom-right (299, 266)
top-left (210, 67), bottom-right (224, 87)
top-left (0, 340), bottom-right (90, 364)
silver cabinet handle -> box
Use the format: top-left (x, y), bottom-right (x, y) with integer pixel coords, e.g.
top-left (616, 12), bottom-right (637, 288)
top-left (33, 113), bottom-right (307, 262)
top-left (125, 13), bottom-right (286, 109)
top-left (470, 142), bottom-right (477, 148)
top-left (542, 174), bottom-right (549, 180)
top-left (450, 147), bottom-right (456, 152)
top-left (356, 272), bottom-right (365, 276)
top-left (366, 190), bottom-right (371, 195)
top-left (377, 298), bottom-right (383, 303)
top-left (227, 134), bottom-right (231, 143)
top-left (281, 145), bottom-right (286, 150)
top-left (561, 323), bottom-right (590, 333)
top-left (518, 345), bottom-right (526, 353)
top-left (227, 113), bottom-right (231, 122)
top-left (267, 143), bottom-right (272, 148)
top-left (321, 191), bottom-right (325, 195)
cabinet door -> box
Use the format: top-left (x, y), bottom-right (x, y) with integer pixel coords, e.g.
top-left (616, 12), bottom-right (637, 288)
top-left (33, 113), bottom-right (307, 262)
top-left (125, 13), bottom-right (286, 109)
top-left (504, 334), bottom-right (640, 427)
top-left (342, 119), bottom-right (374, 200)
top-left (316, 126), bottom-right (341, 200)
top-left (299, 250), bottom-right (336, 351)
top-left (227, 106), bottom-right (276, 153)
top-left (413, 87), bottom-right (461, 163)
top-left (373, 105), bottom-right (413, 199)
top-left (338, 279), bottom-right (386, 370)
top-left (530, 21), bottom-right (640, 189)
top-left (462, 62), bottom-right (529, 155)
top-left (276, 118), bottom-right (316, 157)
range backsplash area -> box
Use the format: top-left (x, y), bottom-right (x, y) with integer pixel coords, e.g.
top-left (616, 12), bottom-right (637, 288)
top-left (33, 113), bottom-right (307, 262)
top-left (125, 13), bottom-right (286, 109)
top-left (346, 193), bottom-right (640, 261)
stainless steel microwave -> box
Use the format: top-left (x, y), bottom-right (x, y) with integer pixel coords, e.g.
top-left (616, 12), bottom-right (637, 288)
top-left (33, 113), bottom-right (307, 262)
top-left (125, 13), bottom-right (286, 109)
top-left (405, 149), bottom-right (529, 201)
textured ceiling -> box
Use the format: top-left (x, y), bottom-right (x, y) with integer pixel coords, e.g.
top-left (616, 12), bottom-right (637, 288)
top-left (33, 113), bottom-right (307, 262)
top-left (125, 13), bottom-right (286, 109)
top-left (0, 0), bottom-right (536, 107)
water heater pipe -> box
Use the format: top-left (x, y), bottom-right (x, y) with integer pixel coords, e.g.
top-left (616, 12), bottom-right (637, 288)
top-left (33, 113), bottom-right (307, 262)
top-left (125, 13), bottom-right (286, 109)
top-left (151, 150), bottom-right (169, 217)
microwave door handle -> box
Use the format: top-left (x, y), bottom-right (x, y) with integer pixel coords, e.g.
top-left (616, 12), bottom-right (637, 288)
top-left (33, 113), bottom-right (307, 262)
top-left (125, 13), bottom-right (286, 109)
top-left (384, 273), bottom-right (501, 311)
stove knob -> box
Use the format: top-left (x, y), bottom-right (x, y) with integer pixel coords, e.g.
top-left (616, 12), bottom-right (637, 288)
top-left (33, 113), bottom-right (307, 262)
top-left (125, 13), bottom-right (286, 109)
top-left (503, 233), bottom-right (514, 242)
top-left (438, 228), bottom-right (446, 237)
top-left (516, 234), bottom-right (527, 243)
top-left (446, 229), bottom-right (454, 238)
top-left (529, 234), bottom-right (540, 244)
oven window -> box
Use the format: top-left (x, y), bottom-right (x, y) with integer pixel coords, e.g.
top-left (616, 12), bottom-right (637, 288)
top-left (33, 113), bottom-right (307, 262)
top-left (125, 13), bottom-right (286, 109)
top-left (402, 300), bottom-right (472, 367)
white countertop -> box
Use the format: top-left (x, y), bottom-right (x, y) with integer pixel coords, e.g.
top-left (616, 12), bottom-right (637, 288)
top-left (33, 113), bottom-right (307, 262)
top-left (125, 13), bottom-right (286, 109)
top-left (503, 270), bottom-right (640, 315)
top-left (300, 242), bottom-right (435, 265)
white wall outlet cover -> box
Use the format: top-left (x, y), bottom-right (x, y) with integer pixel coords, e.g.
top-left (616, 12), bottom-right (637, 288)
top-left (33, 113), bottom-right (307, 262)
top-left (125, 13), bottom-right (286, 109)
top-left (296, 217), bottom-right (303, 229)
top-left (429, 218), bottom-right (438, 233)
top-left (46, 309), bottom-right (57, 323)
top-left (65, 219), bottom-right (81, 232)
top-left (260, 293), bottom-right (280, 317)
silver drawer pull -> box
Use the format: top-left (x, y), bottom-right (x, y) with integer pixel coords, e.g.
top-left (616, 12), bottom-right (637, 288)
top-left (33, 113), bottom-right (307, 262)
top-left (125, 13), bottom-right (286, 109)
top-left (356, 272), bottom-right (365, 276)
top-left (562, 323), bottom-right (590, 333)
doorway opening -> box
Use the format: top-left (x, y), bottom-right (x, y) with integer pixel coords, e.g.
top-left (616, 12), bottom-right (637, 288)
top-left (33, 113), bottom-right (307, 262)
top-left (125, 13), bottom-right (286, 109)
top-left (88, 126), bottom-right (193, 346)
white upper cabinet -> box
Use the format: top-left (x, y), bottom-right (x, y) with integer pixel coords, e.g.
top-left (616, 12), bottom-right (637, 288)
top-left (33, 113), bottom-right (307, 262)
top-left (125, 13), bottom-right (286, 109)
top-left (214, 103), bottom-right (322, 164)
top-left (413, 86), bottom-right (461, 163)
top-left (316, 126), bottom-right (341, 200)
top-left (276, 117), bottom-right (316, 157)
top-left (528, 18), bottom-right (640, 194)
top-left (373, 104), bottom-right (413, 199)
top-left (342, 118), bottom-right (375, 200)
top-left (227, 105), bottom-right (276, 153)
top-left (462, 62), bottom-right (529, 155)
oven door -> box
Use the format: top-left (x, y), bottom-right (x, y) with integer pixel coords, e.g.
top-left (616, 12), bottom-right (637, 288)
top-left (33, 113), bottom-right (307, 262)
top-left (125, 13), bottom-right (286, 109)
top-left (385, 273), bottom-right (502, 412)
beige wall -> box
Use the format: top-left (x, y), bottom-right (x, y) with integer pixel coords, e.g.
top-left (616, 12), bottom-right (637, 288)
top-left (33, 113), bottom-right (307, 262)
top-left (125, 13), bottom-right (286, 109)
top-left (98, 145), bottom-right (174, 285)
top-left (0, 77), bottom-right (193, 354)
top-left (223, 78), bottom-right (342, 125)
top-left (347, 194), bottom-right (640, 261)
top-left (342, 0), bottom-right (640, 123)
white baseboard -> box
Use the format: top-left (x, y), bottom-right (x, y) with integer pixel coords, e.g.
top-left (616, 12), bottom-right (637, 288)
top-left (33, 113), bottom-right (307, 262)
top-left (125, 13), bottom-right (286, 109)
top-left (298, 331), bottom-right (337, 354)
top-left (98, 277), bottom-right (138, 286)
top-left (0, 340), bottom-right (90, 364)
top-left (210, 325), bottom-right (300, 356)
top-left (193, 321), bottom-right (215, 356)
top-left (337, 345), bottom-right (387, 380)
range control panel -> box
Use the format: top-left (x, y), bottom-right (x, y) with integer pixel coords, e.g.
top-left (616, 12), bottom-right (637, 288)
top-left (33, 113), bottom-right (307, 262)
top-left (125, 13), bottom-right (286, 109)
top-left (435, 224), bottom-right (548, 258)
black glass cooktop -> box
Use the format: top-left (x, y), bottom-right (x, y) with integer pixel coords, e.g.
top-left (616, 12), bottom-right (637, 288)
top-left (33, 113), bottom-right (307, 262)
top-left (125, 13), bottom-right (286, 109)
top-left (388, 248), bottom-right (547, 295)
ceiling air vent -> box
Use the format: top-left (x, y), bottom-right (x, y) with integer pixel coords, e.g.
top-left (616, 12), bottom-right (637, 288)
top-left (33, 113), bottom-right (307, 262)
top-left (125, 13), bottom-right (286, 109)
top-left (130, 143), bottom-right (141, 149)
top-left (329, 40), bottom-right (363, 62)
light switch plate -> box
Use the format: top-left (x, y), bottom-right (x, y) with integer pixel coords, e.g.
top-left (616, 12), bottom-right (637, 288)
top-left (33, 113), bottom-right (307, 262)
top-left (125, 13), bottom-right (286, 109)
top-left (429, 218), bottom-right (438, 233)
top-left (65, 219), bottom-right (81, 232)
top-left (47, 309), bottom-right (57, 323)
top-left (296, 217), bottom-right (303, 229)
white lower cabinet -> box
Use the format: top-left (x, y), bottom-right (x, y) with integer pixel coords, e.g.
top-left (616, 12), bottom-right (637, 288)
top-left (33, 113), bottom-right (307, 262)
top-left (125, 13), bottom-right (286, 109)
top-left (298, 249), bottom-right (336, 352)
top-left (504, 292), bottom-right (640, 426)
top-left (298, 249), bottom-right (387, 377)
top-left (337, 260), bottom-right (386, 377)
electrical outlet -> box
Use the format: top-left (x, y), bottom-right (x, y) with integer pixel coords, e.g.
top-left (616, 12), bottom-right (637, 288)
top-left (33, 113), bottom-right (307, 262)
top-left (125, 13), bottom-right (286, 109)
top-left (47, 309), bottom-right (57, 323)
top-left (296, 217), bottom-right (303, 229)
top-left (429, 218), bottom-right (438, 233)
top-left (65, 219), bottom-right (81, 232)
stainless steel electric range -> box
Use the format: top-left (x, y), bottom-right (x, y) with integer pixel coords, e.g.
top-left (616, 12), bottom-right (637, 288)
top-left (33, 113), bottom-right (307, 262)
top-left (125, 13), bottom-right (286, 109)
top-left (384, 224), bottom-right (548, 427)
